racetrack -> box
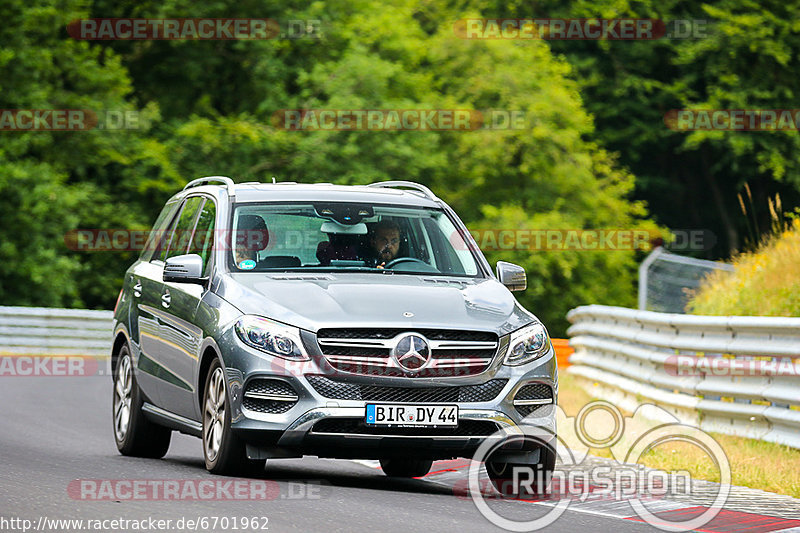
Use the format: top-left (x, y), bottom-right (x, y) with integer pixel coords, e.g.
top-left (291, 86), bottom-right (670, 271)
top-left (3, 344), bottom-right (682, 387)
top-left (2, 373), bottom-right (800, 533)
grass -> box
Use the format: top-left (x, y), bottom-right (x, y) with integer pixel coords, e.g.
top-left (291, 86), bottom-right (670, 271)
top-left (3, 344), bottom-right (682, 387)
top-left (558, 373), bottom-right (800, 497)
top-left (688, 218), bottom-right (800, 316)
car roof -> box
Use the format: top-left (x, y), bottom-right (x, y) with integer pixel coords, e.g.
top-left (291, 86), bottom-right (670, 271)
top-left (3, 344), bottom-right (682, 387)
top-left (172, 181), bottom-right (443, 208)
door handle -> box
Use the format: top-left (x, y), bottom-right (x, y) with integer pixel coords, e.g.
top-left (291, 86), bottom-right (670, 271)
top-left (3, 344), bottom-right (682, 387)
top-left (133, 280), bottom-right (142, 298)
top-left (161, 290), bottom-right (171, 309)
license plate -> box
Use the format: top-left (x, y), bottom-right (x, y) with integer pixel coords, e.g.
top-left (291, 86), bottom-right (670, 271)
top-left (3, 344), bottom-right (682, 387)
top-left (365, 404), bottom-right (458, 426)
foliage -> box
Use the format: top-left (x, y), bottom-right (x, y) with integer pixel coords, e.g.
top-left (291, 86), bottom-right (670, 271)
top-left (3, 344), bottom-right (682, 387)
top-left (4, 0), bottom-right (665, 335)
top-left (0, 0), bottom-right (177, 307)
top-left (688, 218), bottom-right (800, 315)
top-left (488, 0), bottom-right (800, 257)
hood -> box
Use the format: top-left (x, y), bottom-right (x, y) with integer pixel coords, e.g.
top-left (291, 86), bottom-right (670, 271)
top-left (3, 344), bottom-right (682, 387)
top-left (217, 272), bottom-right (537, 335)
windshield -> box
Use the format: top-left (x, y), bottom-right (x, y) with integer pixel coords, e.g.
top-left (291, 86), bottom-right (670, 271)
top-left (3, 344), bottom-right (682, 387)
top-left (229, 202), bottom-right (481, 277)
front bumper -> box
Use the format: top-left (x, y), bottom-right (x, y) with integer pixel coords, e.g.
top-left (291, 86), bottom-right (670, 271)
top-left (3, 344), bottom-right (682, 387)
top-left (216, 327), bottom-right (558, 460)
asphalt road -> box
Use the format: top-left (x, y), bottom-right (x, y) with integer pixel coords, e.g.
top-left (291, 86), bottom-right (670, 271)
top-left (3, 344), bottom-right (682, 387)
top-left (1, 374), bottom-right (798, 533)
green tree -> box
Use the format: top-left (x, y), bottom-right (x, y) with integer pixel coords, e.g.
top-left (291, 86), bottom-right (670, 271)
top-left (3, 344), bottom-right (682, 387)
top-left (483, 0), bottom-right (800, 256)
top-left (0, 0), bottom-right (176, 307)
top-left (107, 0), bottom-right (656, 332)
top-left (2, 0), bottom-right (660, 334)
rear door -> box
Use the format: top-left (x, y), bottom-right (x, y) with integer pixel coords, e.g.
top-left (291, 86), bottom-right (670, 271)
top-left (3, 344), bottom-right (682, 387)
top-left (129, 200), bottom-right (180, 405)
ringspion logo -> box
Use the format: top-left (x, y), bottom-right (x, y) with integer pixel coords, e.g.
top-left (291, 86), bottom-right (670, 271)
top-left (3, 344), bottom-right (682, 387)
top-left (467, 401), bottom-right (730, 531)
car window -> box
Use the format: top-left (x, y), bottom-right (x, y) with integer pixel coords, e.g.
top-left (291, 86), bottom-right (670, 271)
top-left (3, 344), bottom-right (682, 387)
top-left (140, 200), bottom-right (179, 261)
top-left (429, 214), bottom-right (478, 276)
top-left (161, 196), bottom-right (204, 262)
top-left (192, 199), bottom-right (216, 275)
top-left (237, 211), bottom-right (327, 265)
top-left (229, 202), bottom-right (481, 277)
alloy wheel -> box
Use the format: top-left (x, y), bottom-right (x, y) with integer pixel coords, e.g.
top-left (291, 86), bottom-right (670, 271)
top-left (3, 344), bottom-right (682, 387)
top-left (204, 367), bottom-right (226, 462)
top-left (113, 356), bottom-right (133, 442)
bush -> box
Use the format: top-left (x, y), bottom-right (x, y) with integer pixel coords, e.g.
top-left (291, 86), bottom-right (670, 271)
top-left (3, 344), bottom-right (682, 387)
top-left (688, 220), bottom-right (800, 316)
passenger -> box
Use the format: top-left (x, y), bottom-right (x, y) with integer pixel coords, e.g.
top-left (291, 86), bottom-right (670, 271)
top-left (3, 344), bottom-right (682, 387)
top-left (234, 215), bottom-right (268, 269)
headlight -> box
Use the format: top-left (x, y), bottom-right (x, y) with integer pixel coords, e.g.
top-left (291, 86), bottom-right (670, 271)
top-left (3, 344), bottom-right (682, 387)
top-left (234, 316), bottom-right (309, 361)
top-left (504, 322), bottom-right (551, 366)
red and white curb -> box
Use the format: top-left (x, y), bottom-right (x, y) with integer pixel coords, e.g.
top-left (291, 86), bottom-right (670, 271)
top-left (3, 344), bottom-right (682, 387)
top-left (351, 458), bottom-right (800, 533)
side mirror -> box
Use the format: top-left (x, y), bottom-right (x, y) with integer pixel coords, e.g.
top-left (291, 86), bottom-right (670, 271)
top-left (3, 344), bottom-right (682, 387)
top-left (496, 261), bottom-right (526, 292)
top-left (164, 254), bottom-right (208, 284)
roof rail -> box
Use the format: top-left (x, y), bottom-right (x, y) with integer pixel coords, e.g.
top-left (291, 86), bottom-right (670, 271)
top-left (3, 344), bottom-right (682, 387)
top-left (183, 176), bottom-right (235, 195)
top-left (366, 181), bottom-right (438, 201)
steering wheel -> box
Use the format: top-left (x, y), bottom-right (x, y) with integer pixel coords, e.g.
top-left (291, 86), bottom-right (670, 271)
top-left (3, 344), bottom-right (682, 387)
top-left (383, 257), bottom-right (430, 269)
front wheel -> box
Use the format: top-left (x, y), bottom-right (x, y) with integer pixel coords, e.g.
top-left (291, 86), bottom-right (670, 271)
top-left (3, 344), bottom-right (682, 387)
top-left (202, 359), bottom-right (264, 475)
top-left (379, 458), bottom-right (433, 478)
top-left (112, 345), bottom-right (171, 458)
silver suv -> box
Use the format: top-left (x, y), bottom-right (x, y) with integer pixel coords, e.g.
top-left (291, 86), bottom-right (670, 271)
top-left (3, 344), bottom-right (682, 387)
top-left (111, 177), bottom-right (556, 491)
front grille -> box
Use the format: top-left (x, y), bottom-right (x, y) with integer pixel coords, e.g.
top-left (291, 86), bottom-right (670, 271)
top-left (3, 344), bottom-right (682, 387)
top-left (306, 375), bottom-right (507, 403)
top-left (515, 383), bottom-right (551, 401)
top-left (242, 379), bottom-right (298, 414)
top-left (311, 418), bottom-right (499, 437)
top-left (431, 348), bottom-right (495, 359)
top-left (321, 346), bottom-right (392, 357)
top-left (243, 397), bottom-right (297, 414)
top-left (316, 328), bottom-right (500, 378)
top-left (246, 379), bottom-right (296, 397)
top-left (317, 328), bottom-right (497, 342)
top-left (516, 404), bottom-right (555, 417)
top-left (514, 383), bottom-right (553, 418)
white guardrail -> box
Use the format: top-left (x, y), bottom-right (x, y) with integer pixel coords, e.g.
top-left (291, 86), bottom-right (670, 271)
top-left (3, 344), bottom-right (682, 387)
top-left (567, 305), bottom-right (800, 449)
top-left (0, 306), bottom-right (113, 357)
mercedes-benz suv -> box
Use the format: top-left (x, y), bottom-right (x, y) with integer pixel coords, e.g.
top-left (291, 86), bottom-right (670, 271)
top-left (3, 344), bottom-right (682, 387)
top-left (111, 177), bottom-right (557, 491)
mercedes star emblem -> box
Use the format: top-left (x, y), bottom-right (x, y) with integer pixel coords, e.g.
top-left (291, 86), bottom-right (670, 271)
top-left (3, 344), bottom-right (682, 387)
top-left (392, 334), bottom-right (431, 372)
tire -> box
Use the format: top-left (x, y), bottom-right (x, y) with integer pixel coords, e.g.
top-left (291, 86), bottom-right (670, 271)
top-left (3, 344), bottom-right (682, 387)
top-left (380, 458), bottom-right (433, 478)
top-left (486, 445), bottom-right (556, 497)
top-left (202, 358), bottom-right (264, 475)
top-left (112, 345), bottom-right (172, 458)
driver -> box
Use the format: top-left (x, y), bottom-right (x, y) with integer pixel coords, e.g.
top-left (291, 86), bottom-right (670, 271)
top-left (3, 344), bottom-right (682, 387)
top-left (369, 220), bottom-right (402, 268)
